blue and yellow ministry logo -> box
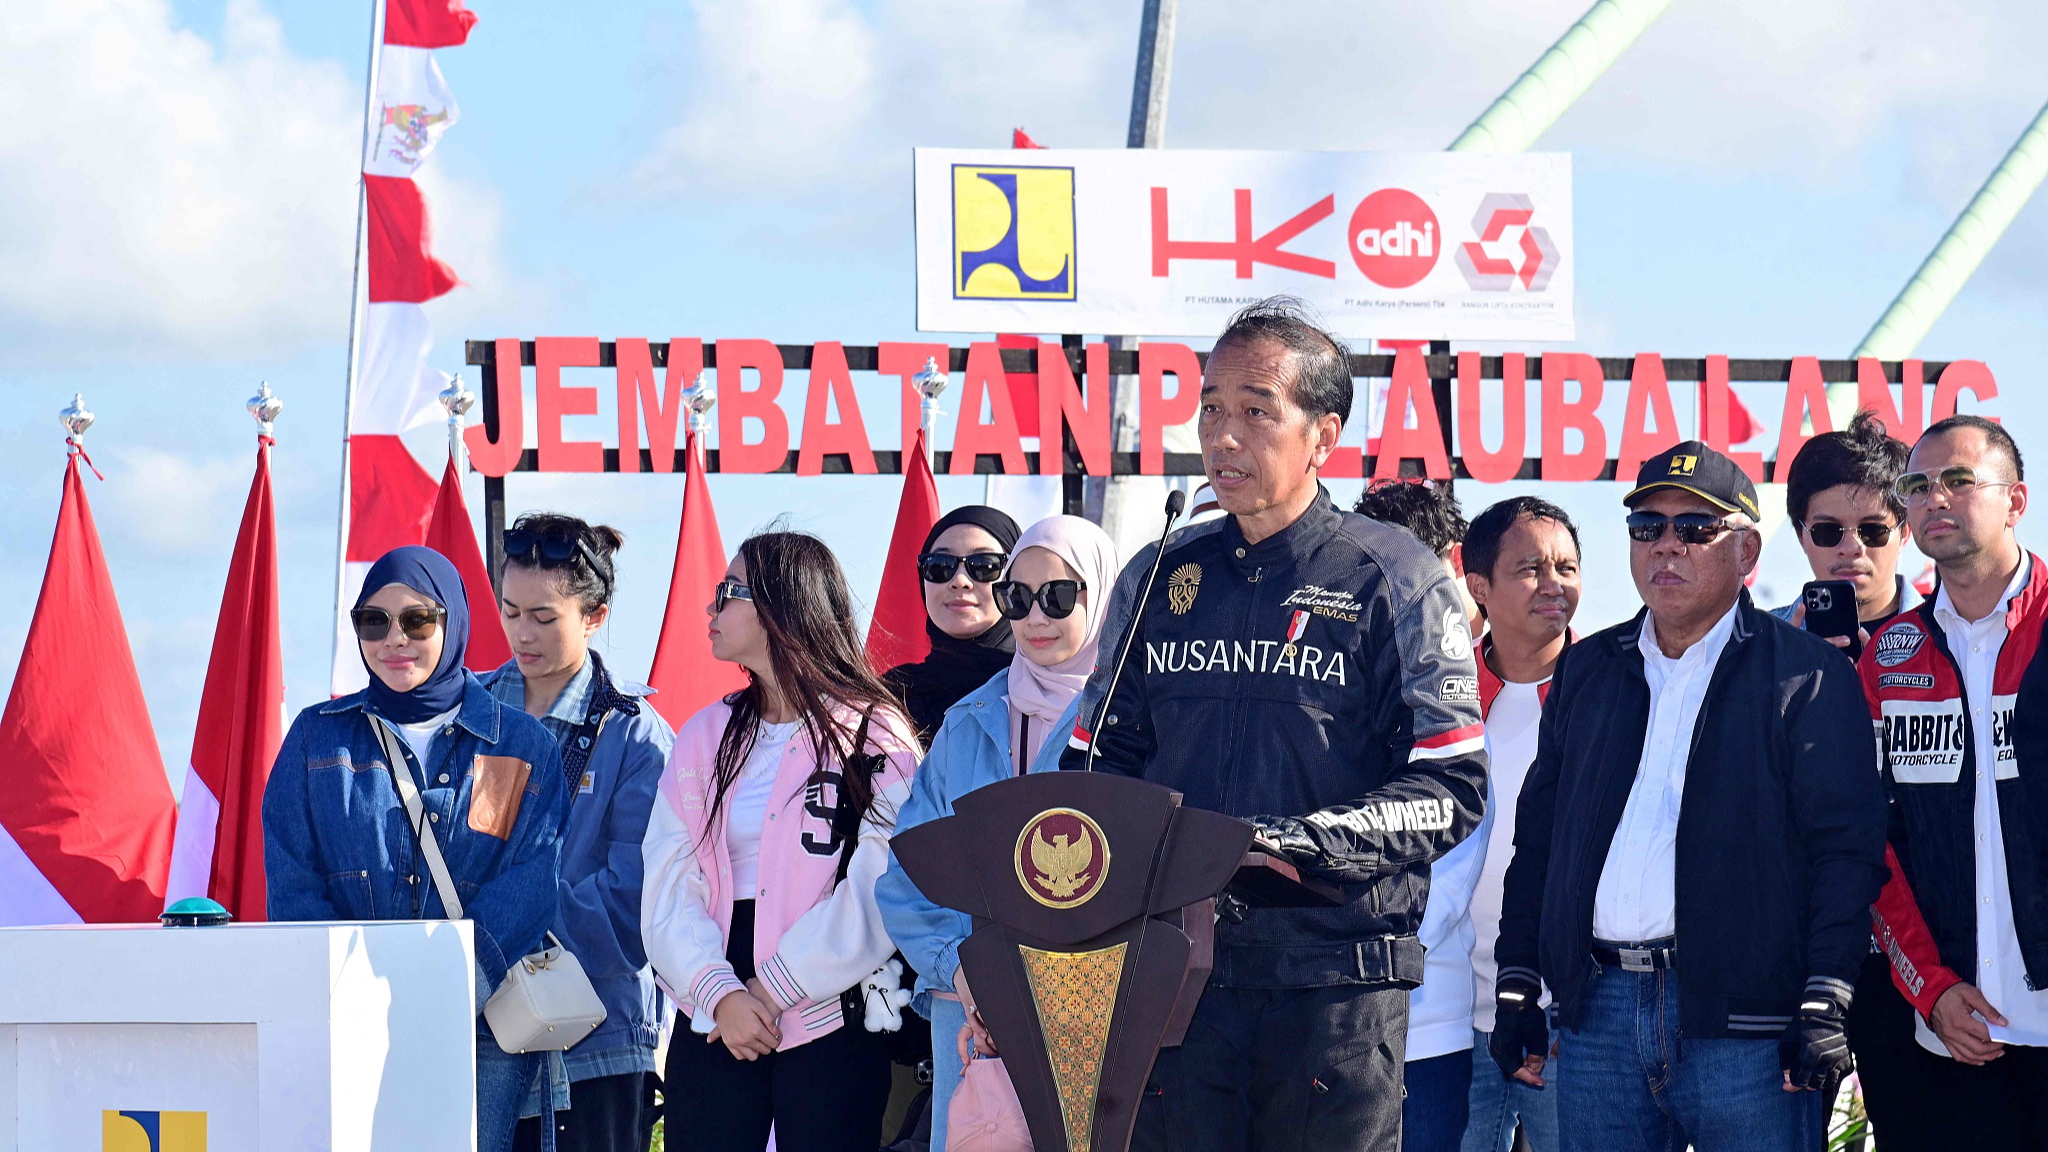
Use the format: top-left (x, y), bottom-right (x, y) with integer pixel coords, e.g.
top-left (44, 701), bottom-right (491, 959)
top-left (103, 1110), bottom-right (206, 1151)
top-left (952, 164), bottom-right (1076, 301)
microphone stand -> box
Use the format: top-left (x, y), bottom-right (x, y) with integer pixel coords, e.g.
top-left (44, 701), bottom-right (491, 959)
top-left (1084, 489), bottom-right (1187, 773)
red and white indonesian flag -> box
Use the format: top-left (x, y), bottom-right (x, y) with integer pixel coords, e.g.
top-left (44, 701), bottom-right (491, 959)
top-left (334, 0), bottom-right (476, 695)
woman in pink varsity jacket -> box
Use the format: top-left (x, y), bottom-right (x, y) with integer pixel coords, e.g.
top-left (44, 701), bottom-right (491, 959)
top-left (641, 531), bottom-right (921, 1152)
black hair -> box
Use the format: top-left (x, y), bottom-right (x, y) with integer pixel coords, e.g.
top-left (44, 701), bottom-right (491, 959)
top-left (504, 512), bottom-right (624, 613)
top-left (1211, 296), bottom-right (1354, 426)
top-left (1353, 478), bottom-right (1466, 556)
top-left (1784, 410), bottom-right (1909, 529)
top-left (1465, 497), bottom-right (1581, 584)
top-left (1919, 413), bottom-right (2025, 482)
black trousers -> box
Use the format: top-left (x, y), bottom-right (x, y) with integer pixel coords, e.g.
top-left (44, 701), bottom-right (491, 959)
top-left (1844, 952), bottom-right (1962, 1152)
top-left (1135, 982), bottom-right (1409, 1152)
top-left (512, 1071), bottom-right (657, 1152)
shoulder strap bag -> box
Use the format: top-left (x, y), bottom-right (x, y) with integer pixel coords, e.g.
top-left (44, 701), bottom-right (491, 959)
top-left (369, 716), bottom-right (607, 1055)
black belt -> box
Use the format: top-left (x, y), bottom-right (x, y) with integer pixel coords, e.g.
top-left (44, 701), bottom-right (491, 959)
top-left (1592, 939), bottom-right (1677, 973)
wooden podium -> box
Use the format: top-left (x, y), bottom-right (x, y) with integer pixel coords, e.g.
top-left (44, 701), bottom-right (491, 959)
top-left (895, 771), bottom-right (1318, 1152)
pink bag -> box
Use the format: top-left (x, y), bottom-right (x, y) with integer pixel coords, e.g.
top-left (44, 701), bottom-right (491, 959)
top-left (947, 1054), bottom-right (1032, 1152)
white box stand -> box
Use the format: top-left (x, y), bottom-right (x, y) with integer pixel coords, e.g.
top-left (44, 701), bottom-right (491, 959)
top-left (0, 920), bottom-right (477, 1151)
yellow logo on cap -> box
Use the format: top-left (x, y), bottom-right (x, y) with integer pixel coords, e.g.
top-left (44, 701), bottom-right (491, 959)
top-left (953, 165), bottom-right (1077, 301)
top-left (1668, 455), bottom-right (1698, 476)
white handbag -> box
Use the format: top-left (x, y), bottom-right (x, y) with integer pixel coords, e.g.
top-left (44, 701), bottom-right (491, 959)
top-left (373, 718), bottom-right (607, 1054)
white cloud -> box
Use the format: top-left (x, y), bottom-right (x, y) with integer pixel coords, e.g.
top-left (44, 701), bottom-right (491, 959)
top-left (99, 446), bottom-right (249, 554)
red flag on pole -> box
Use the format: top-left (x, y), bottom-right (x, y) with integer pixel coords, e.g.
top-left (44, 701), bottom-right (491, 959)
top-left (0, 451), bottom-right (176, 924)
top-left (866, 430), bottom-right (942, 674)
top-left (423, 454), bottom-right (513, 673)
top-left (164, 437), bottom-right (285, 920)
top-left (384, 0), bottom-right (479, 49)
top-left (647, 431), bottom-right (746, 729)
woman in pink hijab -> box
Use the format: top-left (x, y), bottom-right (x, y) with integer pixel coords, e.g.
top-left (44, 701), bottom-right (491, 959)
top-left (875, 514), bottom-right (1121, 1149)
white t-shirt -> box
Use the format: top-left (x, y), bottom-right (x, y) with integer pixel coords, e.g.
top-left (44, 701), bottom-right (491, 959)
top-left (394, 707), bottom-right (459, 777)
top-left (727, 719), bottom-right (803, 900)
top-left (1470, 680), bottom-right (1543, 1032)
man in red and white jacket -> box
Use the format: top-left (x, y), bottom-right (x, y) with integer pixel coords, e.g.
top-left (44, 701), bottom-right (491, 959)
top-left (1858, 415), bottom-right (2048, 1143)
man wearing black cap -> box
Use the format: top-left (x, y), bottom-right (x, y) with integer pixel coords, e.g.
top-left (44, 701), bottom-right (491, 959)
top-left (1487, 442), bottom-right (1888, 1151)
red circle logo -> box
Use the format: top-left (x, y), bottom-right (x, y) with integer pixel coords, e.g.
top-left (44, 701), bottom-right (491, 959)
top-left (1014, 807), bottom-right (1110, 909)
top-left (1348, 189), bottom-right (1440, 288)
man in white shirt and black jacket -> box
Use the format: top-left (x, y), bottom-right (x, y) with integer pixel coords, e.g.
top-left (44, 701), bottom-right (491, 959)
top-left (1062, 298), bottom-right (1488, 1152)
top-left (1489, 442), bottom-right (1887, 1152)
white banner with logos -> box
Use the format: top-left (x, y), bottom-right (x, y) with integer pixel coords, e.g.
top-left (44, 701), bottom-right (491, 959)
top-left (914, 148), bottom-right (1573, 341)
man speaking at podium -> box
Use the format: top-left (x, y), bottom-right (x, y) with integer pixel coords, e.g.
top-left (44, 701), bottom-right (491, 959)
top-left (1062, 298), bottom-right (1489, 1152)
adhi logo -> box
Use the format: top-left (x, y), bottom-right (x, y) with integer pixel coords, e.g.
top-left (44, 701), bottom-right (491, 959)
top-left (1456, 193), bottom-right (1559, 292)
top-left (1348, 189), bottom-right (1439, 288)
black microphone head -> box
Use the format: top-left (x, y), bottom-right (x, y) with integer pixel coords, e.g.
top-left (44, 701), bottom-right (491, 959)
top-left (1165, 489), bottom-right (1186, 518)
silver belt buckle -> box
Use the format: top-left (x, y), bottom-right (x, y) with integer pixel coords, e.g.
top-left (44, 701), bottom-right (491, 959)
top-left (1618, 947), bottom-right (1655, 973)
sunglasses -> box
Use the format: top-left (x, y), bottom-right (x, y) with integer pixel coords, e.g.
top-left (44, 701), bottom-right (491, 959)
top-left (917, 552), bottom-right (1008, 585)
top-left (1626, 511), bottom-right (1744, 546)
top-left (1894, 465), bottom-right (2013, 504)
top-left (992, 579), bottom-right (1087, 621)
top-left (505, 528), bottom-right (612, 586)
top-left (351, 605), bottom-right (447, 642)
top-left (1804, 521), bottom-right (1898, 549)
top-left (712, 578), bottom-right (754, 613)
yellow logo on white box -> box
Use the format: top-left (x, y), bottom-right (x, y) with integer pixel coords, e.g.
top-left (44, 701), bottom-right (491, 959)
top-left (952, 165), bottom-right (1077, 301)
top-left (103, 1110), bottom-right (206, 1151)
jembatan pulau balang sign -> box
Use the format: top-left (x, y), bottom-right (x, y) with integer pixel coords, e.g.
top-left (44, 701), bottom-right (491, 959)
top-left (461, 338), bottom-right (1997, 482)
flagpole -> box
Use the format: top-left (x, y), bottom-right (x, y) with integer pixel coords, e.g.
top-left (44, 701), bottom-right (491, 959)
top-left (332, 0), bottom-right (386, 686)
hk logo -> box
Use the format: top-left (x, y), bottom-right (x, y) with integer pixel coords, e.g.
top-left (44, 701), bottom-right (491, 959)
top-left (953, 165), bottom-right (1077, 301)
top-left (103, 1110), bottom-right (206, 1151)
top-left (1455, 193), bottom-right (1558, 292)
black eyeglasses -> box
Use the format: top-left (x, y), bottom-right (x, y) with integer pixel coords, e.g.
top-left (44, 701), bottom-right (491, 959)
top-left (992, 579), bottom-right (1087, 620)
top-left (712, 578), bottom-right (754, 613)
top-left (1625, 511), bottom-right (1746, 546)
top-left (917, 552), bottom-right (1008, 585)
top-left (505, 528), bottom-right (613, 590)
top-left (350, 606), bottom-right (446, 642)
top-left (1805, 521), bottom-right (1898, 549)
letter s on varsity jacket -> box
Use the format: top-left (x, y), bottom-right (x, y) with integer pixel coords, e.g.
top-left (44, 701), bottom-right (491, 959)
top-left (1059, 488), bottom-right (1487, 990)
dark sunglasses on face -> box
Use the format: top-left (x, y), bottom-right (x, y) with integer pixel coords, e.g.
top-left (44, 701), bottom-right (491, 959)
top-left (351, 605), bottom-right (446, 642)
top-left (712, 578), bottom-right (754, 613)
top-left (1805, 520), bottom-right (1898, 549)
top-left (917, 552), bottom-right (1008, 585)
top-left (1625, 511), bottom-right (1743, 546)
top-left (992, 579), bottom-right (1086, 621)
top-left (504, 528), bottom-right (612, 587)
top-left (1894, 465), bottom-right (2010, 504)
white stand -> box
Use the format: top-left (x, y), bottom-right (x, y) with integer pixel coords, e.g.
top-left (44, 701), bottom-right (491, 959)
top-left (0, 920), bottom-right (477, 1151)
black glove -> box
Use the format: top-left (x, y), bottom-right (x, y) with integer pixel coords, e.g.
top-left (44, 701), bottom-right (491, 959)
top-left (1489, 977), bottom-right (1548, 1085)
top-left (1246, 815), bottom-right (1318, 865)
top-left (1781, 981), bottom-right (1853, 1092)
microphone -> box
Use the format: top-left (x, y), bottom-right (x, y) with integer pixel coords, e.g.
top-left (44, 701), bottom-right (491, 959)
top-left (1083, 488), bottom-right (1187, 772)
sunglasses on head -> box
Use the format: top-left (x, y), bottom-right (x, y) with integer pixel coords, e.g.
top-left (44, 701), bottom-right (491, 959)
top-left (712, 578), bottom-right (754, 613)
top-left (505, 528), bottom-right (612, 586)
top-left (1894, 465), bottom-right (2012, 504)
top-left (1625, 511), bottom-right (1743, 545)
top-left (351, 605), bottom-right (446, 642)
top-left (992, 579), bottom-right (1086, 621)
top-left (917, 552), bottom-right (1008, 585)
top-left (1804, 521), bottom-right (1898, 549)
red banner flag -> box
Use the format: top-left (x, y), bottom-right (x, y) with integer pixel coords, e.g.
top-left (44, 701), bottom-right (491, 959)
top-left (865, 432), bottom-right (942, 674)
top-left (423, 455), bottom-right (513, 673)
top-left (165, 439), bottom-right (285, 919)
top-left (647, 432), bottom-right (746, 729)
top-left (0, 453), bottom-right (176, 924)
top-left (384, 0), bottom-right (478, 49)
top-left (365, 175), bottom-right (461, 304)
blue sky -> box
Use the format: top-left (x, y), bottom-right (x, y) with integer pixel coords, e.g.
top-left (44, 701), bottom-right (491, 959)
top-left (4, 0), bottom-right (2047, 789)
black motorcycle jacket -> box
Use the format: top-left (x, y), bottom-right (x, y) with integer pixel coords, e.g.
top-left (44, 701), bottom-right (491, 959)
top-left (1060, 488), bottom-right (1488, 989)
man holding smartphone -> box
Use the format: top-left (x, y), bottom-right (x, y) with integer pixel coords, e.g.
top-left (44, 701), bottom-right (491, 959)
top-left (1771, 410), bottom-right (1941, 1149)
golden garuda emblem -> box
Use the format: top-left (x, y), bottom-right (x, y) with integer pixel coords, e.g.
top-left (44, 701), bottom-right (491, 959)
top-left (1015, 807), bottom-right (1111, 909)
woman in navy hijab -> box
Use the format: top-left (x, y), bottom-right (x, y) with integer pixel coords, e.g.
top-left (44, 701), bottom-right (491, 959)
top-left (263, 546), bottom-right (571, 1152)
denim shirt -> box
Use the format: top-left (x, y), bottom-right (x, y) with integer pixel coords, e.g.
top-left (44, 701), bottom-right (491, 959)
top-left (262, 674), bottom-right (570, 1035)
top-left (875, 669), bottom-right (1076, 1019)
top-left (483, 653), bottom-right (673, 1082)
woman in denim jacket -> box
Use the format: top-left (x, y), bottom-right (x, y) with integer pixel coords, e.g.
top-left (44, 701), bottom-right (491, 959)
top-left (876, 515), bottom-right (1120, 1149)
top-left (484, 514), bottom-right (675, 1152)
top-left (263, 546), bottom-right (570, 1152)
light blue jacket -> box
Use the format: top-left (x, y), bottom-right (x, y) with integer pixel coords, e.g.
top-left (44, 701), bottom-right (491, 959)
top-left (876, 669), bottom-right (1079, 1018)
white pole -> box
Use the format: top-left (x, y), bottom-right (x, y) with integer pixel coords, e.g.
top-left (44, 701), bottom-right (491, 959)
top-left (332, 0), bottom-right (385, 684)
top-left (1448, 0), bottom-right (1678, 153)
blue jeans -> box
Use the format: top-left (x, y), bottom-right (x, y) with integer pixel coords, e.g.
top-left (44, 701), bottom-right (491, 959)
top-left (1402, 1048), bottom-right (1473, 1152)
top-left (478, 1043), bottom-right (544, 1152)
top-left (927, 996), bottom-right (968, 1152)
top-left (1558, 965), bottom-right (1821, 1152)
top-left (1461, 1029), bottom-right (1559, 1152)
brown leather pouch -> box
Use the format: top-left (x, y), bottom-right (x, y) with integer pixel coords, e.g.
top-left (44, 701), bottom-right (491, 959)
top-left (468, 755), bottom-right (533, 839)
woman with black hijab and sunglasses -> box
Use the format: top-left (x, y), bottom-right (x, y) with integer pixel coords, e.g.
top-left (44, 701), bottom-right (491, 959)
top-left (881, 506), bottom-right (1022, 741)
top-left (483, 514), bottom-right (675, 1152)
top-left (263, 546), bottom-right (570, 1152)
